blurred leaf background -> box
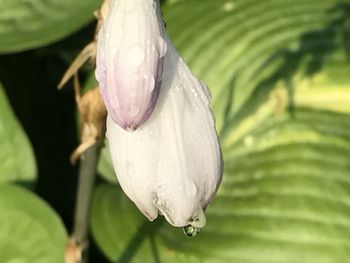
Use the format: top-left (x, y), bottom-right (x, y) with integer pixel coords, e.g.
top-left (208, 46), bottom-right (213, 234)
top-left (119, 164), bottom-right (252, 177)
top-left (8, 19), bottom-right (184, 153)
top-left (1, 0), bottom-right (350, 262)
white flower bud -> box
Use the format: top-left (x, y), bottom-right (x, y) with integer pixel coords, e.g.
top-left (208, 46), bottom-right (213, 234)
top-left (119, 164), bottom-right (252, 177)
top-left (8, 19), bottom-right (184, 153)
top-left (106, 33), bottom-right (223, 227)
top-left (96, 0), bottom-right (167, 130)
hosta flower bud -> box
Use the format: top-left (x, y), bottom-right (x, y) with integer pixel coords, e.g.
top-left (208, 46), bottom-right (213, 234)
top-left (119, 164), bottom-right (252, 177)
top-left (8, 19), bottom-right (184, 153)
top-left (106, 33), bottom-right (223, 227)
top-left (96, 0), bottom-right (167, 130)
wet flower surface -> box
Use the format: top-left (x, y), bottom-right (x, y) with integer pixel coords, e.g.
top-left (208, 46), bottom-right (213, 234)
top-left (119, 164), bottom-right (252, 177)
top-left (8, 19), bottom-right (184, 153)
top-left (96, 0), bottom-right (223, 228)
top-left (96, 0), bottom-right (167, 130)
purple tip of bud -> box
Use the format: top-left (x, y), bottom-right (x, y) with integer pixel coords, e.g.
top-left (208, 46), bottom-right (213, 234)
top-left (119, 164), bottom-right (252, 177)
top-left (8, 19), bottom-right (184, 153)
top-left (96, 56), bottom-right (163, 130)
top-left (95, 0), bottom-right (167, 131)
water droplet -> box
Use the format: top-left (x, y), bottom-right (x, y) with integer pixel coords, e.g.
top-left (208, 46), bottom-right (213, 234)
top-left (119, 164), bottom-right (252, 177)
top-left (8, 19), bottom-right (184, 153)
top-left (191, 208), bottom-right (206, 228)
top-left (244, 135), bottom-right (254, 146)
top-left (148, 76), bottom-right (156, 91)
top-left (223, 1), bottom-right (235, 12)
top-left (156, 199), bottom-right (162, 206)
top-left (128, 105), bottom-right (140, 118)
top-left (183, 225), bottom-right (201, 237)
top-left (126, 44), bottom-right (145, 67)
top-left (185, 181), bottom-right (197, 197)
top-left (151, 1), bottom-right (157, 11)
top-left (183, 208), bottom-right (206, 236)
top-left (157, 36), bottom-right (167, 57)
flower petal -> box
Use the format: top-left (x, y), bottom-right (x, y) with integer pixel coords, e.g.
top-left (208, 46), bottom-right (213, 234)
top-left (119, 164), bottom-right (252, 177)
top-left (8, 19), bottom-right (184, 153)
top-left (96, 0), bottom-right (167, 130)
top-left (106, 34), bottom-right (223, 227)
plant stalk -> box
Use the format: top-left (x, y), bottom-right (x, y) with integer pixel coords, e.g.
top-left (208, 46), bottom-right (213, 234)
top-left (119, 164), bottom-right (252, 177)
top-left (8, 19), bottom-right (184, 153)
top-left (71, 140), bottom-right (102, 263)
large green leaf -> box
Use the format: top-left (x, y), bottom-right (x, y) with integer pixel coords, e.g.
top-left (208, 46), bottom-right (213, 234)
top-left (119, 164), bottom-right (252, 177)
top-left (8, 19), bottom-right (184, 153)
top-left (0, 184), bottom-right (68, 263)
top-left (91, 0), bottom-right (350, 262)
top-left (91, 185), bottom-right (161, 263)
top-left (0, 83), bottom-right (36, 183)
top-left (0, 0), bottom-right (100, 53)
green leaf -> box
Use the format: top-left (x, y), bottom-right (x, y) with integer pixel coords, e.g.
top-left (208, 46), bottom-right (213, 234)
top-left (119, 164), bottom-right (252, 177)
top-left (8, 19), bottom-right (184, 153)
top-left (91, 0), bottom-right (350, 262)
top-left (0, 184), bottom-right (68, 263)
top-left (91, 185), bottom-right (161, 263)
top-left (0, 0), bottom-right (100, 53)
top-left (0, 83), bottom-right (36, 184)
